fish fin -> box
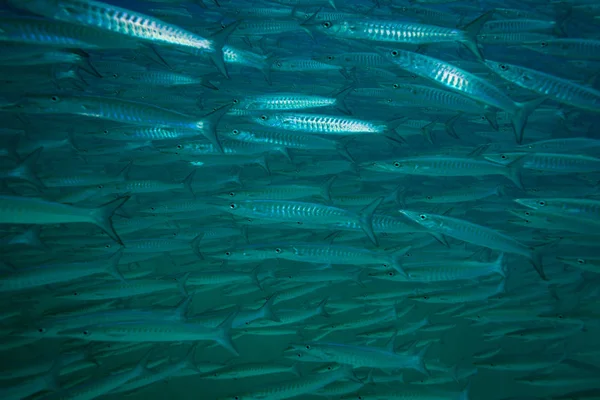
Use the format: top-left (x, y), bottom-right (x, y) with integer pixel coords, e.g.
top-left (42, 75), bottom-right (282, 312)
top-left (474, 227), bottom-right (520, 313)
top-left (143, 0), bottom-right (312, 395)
top-left (215, 310), bottom-right (240, 356)
top-left (209, 20), bottom-right (241, 78)
top-left (391, 246), bottom-right (412, 278)
top-left (182, 169), bottom-right (197, 198)
top-left (104, 249), bottom-right (125, 282)
top-left (529, 248), bottom-right (546, 280)
top-left (504, 158), bottom-right (525, 190)
top-left (484, 109), bottom-right (499, 130)
top-left (175, 295), bottom-right (194, 322)
top-left (259, 294), bottom-right (280, 322)
top-left (88, 196), bottom-right (130, 245)
top-left (320, 175), bottom-right (337, 204)
top-left (445, 114), bottom-right (462, 139)
top-left (12, 146), bottom-right (45, 190)
top-left (201, 103), bottom-right (233, 153)
top-left (459, 11), bottom-right (494, 60)
top-left (512, 97), bottom-right (547, 144)
top-left (290, 362), bottom-right (302, 377)
top-left (494, 253), bottom-right (507, 278)
top-left (421, 119), bottom-right (438, 144)
top-left (334, 85), bottom-right (354, 115)
top-left (316, 297), bottom-right (330, 318)
top-left (358, 196), bottom-right (384, 246)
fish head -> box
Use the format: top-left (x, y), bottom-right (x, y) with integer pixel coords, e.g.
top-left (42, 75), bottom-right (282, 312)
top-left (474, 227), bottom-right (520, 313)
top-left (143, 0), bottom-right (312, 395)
top-left (302, 18), bottom-right (345, 35)
top-left (513, 198), bottom-right (549, 210)
top-left (283, 343), bottom-right (324, 361)
top-left (556, 256), bottom-right (592, 269)
top-left (521, 40), bottom-right (553, 55)
top-left (483, 152), bottom-right (523, 166)
top-left (483, 60), bottom-right (521, 80)
top-left (397, 209), bottom-right (437, 229)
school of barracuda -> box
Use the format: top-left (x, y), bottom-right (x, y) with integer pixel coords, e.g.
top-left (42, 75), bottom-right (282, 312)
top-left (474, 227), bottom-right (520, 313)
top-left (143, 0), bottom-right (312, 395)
top-left (1, 0), bottom-right (600, 398)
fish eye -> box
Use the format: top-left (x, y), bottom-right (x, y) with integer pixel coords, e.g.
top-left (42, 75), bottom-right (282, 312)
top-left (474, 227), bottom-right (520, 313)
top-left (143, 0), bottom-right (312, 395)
top-left (524, 211), bottom-right (531, 216)
top-left (83, 330), bottom-right (90, 335)
top-left (231, 129), bottom-right (239, 135)
top-left (419, 214), bottom-right (427, 220)
top-left (393, 161), bottom-right (402, 167)
top-left (228, 192), bottom-right (235, 197)
top-left (499, 64), bottom-right (508, 71)
top-left (38, 328), bottom-right (46, 333)
top-left (229, 203), bottom-right (237, 209)
top-left (386, 98), bottom-right (393, 103)
top-left (327, 55), bottom-right (334, 60)
top-left (423, 295), bottom-right (429, 300)
top-left (176, 144), bottom-right (183, 149)
top-left (577, 259), bottom-right (585, 264)
top-left (393, 83), bottom-right (399, 88)
top-left (275, 248), bottom-right (282, 254)
top-left (305, 345), bottom-right (310, 349)
top-left (426, 196), bottom-right (432, 200)
top-left (500, 154), bottom-right (507, 159)
top-left (260, 115), bottom-right (268, 121)
top-left (538, 201), bottom-right (546, 206)
top-left (557, 314), bottom-right (564, 319)
top-left (97, 184), bottom-right (103, 189)
top-left (322, 21), bottom-right (332, 28)
top-left (50, 96), bottom-right (59, 102)
top-left (391, 50), bottom-right (399, 56)
top-left (73, 291), bottom-right (79, 296)
top-left (388, 271), bottom-right (394, 276)
top-left (232, 99), bottom-right (239, 104)
top-left (276, 61), bottom-right (282, 67)
top-left (540, 42), bottom-right (548, 47)
top-left (104, 244), bottom-right (111, 248)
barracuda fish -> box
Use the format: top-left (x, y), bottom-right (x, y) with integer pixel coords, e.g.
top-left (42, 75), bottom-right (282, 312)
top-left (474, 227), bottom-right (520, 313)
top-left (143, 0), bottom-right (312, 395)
top-left (285, 340), bottom-right (430, 375)
top-left (232, 88), bottom-right (352, 114)
top-left (305, 11), bottom-right (492, 60)
top-left (485, 60), bottom-right (600, 113)
top-left (0, 195), bottom-right (128, 244)
top-left (215, 198), bottom-right (383, 246)
top-left (11, 0), bottom-right (239, 77)
top-left (0, 95), bottom-right (231, 152)
top-left (376, 47), bottom-right (544, 143)
top-left (361, 156), bottom-right (524, 189)
top-left (398, 210), bottom-right (545, 279)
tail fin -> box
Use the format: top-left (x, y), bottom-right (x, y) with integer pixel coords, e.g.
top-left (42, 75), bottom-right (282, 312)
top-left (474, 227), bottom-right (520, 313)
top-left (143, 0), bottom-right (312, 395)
top-left (201, 103), bottom-right (233, 153)
top-left (459, 11), bottom-right (494, 60)
top-left (512, 97), bottom-right (546, 144)
top-left (215, 311), bottom-right (239, 356)
top-left (358, 196), bottom-right (384, 247)
top-left (258, 294), bottom-right (280, 322)
top-left (88, 196), bottom-right (130, 245)
top-left (181, 169), bottom-right (196, 198)
top-left (9, 147), bottom-right (45, 190)
top-left (209, 21), bottom-right (241, 78)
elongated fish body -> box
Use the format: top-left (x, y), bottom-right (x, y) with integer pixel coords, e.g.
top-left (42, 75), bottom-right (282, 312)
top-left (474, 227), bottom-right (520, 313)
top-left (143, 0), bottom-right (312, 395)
top-left (0, 195), bottom-right (127, 244)
top-left (2, 95), bottom-right (230, 151)
top-left (485, 152), bottom-right (600, 173)
top-left (378, 48), bottom-right (542, 143)
top-left (0, 16), bottom-right (138, 48)
top-left (286, 342), bottom-right (428, 374)
top-left (234, 93), bottom-right (338, 112)
top-left (309, 13), bottom-right (491, 59)
top-left (252, 113), bottom-right (387, 135)
top-left (515, 197), bottom-right (600, 221)
top-left (224, 128), bottom-right (340, 151)
top-left (361, 156), bottom-right (523, 189)
top-left (399, 209), bottom-right (544, 279)
top-left (12, 0), bottom-right (234, 76)
top-left (220, 365), bottom-right (356, 400)
top-left (522, 38), bottom-right (600, 60)
top-left (220, 198), bottom-right (382, 245)
top-left (485, 61), bottom-right (600, 113)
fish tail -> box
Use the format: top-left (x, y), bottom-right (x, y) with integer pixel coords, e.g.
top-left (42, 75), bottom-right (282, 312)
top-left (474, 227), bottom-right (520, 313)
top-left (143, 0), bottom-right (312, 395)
top-left (414, 344), bottom-right (431, 376)
top-left (530, 248), bottom-right (547, 280)
top-left (209, 20), bottom-right (241, 78)
top-left (215, 311), bottom-right (239, 356)
top-left (201, 103), bottom-right (233, 153)
top-left (358, 196), bottom-right (384, 247)
top-left (459, 382), bottom-right (472, 400)
top-left (316, 297), bottom-right (330, 318)
top-left (391, 246), bottom-right (412, 278)
top-left (104, 249), bottom-right (125, 282)
top-left (459, 11), bottom-right (494, 60)
top-left (493, 253), bottom-right (507, 278)
top-left (89, 196), bottom-right (130, 245)
top-left (182, 169), bottom-right (196, 198)
top-left (504, 162), bottom-right (524, 190)
top-left (444, 113), bottom-right (461, 140)
top-left (334, 85), bottom-right (354, 115)
top-left (259, 294), bottom-right (280, 322)
top-left (14, 147), bottom-right (45, 190)
top-left (512, 97), bottom-right (546, 144)
top-left (320, 175), bottom-right (337, 203)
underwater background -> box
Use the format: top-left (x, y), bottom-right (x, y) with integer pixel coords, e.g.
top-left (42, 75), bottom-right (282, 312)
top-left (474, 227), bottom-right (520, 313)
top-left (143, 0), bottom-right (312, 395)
top-left (1, 0), bottom-right (600, 399)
